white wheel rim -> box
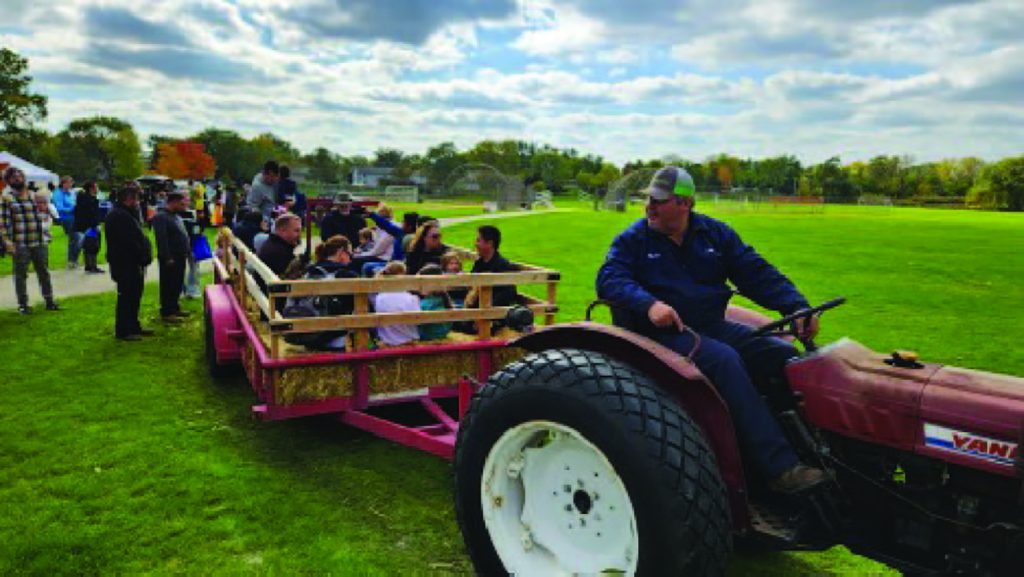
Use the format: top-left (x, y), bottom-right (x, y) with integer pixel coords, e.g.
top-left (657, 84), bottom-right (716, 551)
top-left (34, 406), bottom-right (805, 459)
top-left (481, 420), bottom-right (639, 575)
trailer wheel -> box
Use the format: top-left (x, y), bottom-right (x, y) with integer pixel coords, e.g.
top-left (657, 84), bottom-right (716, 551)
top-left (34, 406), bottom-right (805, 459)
top-left (454, 348), bottom-right (731, 576)
top-left (204, 306), bottom-right (236, 378)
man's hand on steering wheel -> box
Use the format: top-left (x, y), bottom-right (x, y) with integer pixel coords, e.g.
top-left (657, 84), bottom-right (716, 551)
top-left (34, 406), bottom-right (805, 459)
top-left (794, 314), bottom-right (820, 340)
top-left (648, 300), bottom-right (685, 332)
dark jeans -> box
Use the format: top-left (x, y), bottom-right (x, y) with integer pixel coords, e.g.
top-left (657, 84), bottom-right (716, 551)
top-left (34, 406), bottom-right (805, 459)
top-left (62, 219), bottom-right (80, 263)
top-left (159, 257), bottom-right (186, 316)
top-left (652, 319), bottom-right (800, 479)
top-left (13, 244), bottom-right (53, 306)
top-left (113, 267), bottom-right (145, 337)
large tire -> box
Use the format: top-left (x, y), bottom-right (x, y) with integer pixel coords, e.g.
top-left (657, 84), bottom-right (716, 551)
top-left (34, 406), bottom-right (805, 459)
top-left (454, 348), bottom-right (731, 576)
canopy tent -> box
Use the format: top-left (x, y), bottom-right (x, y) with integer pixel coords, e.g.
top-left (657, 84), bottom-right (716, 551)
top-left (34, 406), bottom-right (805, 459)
top-left (0, 151), bottom-right (59, 185)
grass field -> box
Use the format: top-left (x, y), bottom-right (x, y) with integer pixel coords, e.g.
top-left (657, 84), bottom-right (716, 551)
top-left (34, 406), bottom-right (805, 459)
top-left (1, 202), bottom-right (1021, 574)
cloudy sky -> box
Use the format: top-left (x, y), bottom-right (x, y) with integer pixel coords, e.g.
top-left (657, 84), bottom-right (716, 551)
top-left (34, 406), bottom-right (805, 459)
top-left (5, 0), bottom-right (1023, 164)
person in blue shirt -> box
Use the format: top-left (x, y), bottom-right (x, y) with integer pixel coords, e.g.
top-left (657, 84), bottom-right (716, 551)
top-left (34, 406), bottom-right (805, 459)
top-left (53, 176), bottom-right (79, 269)
top-left (597, 166), bottom-right (825, 494)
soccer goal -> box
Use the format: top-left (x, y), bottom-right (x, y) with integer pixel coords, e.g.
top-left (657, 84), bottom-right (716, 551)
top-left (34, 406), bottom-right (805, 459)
top-left (383, 185), bottom-right (419, 203)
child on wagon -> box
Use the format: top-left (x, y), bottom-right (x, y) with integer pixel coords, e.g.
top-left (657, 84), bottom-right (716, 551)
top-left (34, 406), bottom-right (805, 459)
top-left (416, 264), bottom-right (453, 340)
top-left (372, 261), bottom-right (420, 346)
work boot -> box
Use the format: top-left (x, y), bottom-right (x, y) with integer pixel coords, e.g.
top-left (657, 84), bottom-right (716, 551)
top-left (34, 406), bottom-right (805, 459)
top-left (45, 300), bottom-right (61, 311)
top-left (770, 464), bottom-right (827, 494)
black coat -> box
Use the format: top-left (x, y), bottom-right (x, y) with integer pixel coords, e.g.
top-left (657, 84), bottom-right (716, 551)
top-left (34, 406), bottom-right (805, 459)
top-left (257, 233), bottom-right (297, 277)
top-left (152, 209), bottom-right (190, 261)
top-left (471, 251), bottom-right (518, 306)
top-left (105, 204), bottom-right (152, 276)
top-left (405, 244), bottom-right (449, 275)
top-left (73, 193), bottom-right (101, 232)
top-left (320, 211), bottom-right (365, 246)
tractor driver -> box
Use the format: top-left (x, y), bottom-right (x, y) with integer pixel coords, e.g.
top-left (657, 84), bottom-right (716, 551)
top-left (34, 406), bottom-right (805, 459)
top-left (596, 166), bottom-right (826, 494)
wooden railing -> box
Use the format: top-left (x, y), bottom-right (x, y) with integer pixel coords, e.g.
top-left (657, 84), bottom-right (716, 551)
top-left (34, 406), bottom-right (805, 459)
top-left (217, 229), bottom-right (560, 358)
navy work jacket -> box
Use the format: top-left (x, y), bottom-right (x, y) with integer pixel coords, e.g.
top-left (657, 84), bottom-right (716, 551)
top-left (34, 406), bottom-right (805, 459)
top-left (596, 213), bottom-right (809, 332)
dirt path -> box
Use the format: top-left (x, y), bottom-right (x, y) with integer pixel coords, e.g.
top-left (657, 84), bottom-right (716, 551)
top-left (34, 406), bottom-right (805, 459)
top-left (0, 208), bottom-right (571, 310)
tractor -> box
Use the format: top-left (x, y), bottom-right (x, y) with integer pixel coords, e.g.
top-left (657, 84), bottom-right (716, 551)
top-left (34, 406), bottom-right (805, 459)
top-left (452, 298), bottom-right (1024, 576)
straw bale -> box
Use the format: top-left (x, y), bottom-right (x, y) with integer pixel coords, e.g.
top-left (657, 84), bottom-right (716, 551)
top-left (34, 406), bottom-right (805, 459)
top-left (276, 365), bottom-right (355, 405)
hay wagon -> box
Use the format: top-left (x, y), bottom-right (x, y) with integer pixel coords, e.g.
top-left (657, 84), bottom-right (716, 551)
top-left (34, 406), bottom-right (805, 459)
top-left (203, 228), bottom-right (560, 458)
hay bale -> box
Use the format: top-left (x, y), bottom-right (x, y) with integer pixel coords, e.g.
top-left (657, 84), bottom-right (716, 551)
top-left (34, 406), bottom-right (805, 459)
top-left (369, 351), bottom-right (480, 395)
top-left (276, 365), bottom-right (355, 405)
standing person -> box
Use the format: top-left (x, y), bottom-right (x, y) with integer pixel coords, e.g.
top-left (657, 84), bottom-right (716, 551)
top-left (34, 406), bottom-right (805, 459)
top-left (319, 200), bottom-right (364, 246)
top-left (223, 184), bottom-right (238, 226)
top-left (276, 165), bottom-right (297, 211)
top-left (53, 176), bottom-right (79, 269)
top-left (246, 161), bottom-right (280, 224)
top-left (180, 199), bottom-right (203, 299)
top-left (74, 181), bottom-right (104, 274)
top-left (152, 191), bottom-right (190, 322)
top-left (1, 167), bottom-right (59, 314)
top-left (596, 166), bottom-right (825, 494)
top-left (104, 184), bottom-right (153, 341)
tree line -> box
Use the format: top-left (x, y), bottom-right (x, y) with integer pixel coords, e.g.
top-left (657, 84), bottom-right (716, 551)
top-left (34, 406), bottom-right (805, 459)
top-left (1, 48), bottom-right (1021, 210)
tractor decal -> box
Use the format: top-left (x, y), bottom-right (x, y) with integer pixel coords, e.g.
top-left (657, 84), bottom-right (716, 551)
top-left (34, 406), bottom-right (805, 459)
top-left (923, 423), bottom-right (1018, 467)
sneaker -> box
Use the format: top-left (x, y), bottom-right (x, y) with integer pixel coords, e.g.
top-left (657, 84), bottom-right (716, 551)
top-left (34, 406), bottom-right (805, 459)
top-left (137, 328), bottom-right (156, 336)
top-left (18, 305), bottom-right (31, 315)
top-left (86, 267), bottom-right (105, 274)
top-left (116, 334), bottom-right (142, 342)
top-left (67, 262), bottom-right (78, 270)
top-left (162, 315), bottom-right (184, 324)
top-left (770, 464), bottom-right (827, 494)
top-left (45, 301), bottom-right (61, 311)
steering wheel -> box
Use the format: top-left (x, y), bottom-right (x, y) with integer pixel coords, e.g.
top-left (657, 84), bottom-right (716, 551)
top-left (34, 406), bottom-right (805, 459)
top-left (750, 297), bottom-right (846, 351)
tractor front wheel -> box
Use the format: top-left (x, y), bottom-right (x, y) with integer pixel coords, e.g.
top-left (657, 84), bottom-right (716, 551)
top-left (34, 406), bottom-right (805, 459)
top-left (454, 348), bottom-right (731, 576)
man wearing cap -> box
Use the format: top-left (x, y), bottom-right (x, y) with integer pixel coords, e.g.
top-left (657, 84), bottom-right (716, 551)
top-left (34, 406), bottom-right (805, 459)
top-left (1, 167), bottom-right (60, 314)
top-left (597, 166), bottom-right (825, 494)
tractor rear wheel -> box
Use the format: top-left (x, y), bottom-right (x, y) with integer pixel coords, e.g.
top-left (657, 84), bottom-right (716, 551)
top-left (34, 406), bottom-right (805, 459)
top-left (454, 348), bottom-right (731, 576)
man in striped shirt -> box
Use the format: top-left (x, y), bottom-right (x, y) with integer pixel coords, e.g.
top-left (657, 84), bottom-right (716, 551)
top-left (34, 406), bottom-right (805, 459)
top-left (1, 167), bottom-right (60, 314)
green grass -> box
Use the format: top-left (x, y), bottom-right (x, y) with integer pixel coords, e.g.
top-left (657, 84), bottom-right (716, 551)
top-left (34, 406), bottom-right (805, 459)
top-left (1, 203), bottom-right (1022, 575)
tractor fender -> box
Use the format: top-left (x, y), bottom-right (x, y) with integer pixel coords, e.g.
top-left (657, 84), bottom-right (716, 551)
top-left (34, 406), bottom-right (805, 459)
top-left (204, 284), bottom-right (243, 364)
top-left (511, 322), bottom-right (751, 530)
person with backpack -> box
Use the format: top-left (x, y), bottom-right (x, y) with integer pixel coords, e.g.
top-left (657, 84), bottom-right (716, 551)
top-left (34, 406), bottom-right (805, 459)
top-left (282, 235), bottom-right (357, 351)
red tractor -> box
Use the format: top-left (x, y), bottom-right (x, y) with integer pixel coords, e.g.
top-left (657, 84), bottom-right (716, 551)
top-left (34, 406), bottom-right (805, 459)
top-left (453, 298), bottom-right (1024, 576)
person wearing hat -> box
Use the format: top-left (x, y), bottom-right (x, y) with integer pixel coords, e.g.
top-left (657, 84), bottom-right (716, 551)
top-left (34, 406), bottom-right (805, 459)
top-left (152, 191), bottom-right (191, 322)
top-left (596, 165), bottom-right (825, 494)
top-left (1, 166), bottom-right (60, 314)
top-left (320, 199), bottom-right (365, 248)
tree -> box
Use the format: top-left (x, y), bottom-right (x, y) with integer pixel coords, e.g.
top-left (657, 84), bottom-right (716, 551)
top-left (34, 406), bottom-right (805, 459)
top-left (0, 48), bottom-right (47, 135)
top-left (373, 148), bottom-right (405, 168)
top-left (156, 141), bottom-right (215, 180)
top-left (58, 116), bottom-right (143, 183)
top-left (303, 147), bottom-right (346, 183)
top-left (423, 141), bottom-right (464, 192)
top-left (190, 128), bottom-right (251, 181)
top-left (808, 156), bottom-right (854, 199)
top-left (968, 156), bottom-right (1024, 211)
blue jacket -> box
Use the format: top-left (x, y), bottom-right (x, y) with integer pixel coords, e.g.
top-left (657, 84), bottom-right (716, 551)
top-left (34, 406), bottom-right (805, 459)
top-left (367, 212), bottom-right (405, 261)
top-left (53, 187), bottom-right (76, 222)
top-left (596, 214), bottom-right (809, 331)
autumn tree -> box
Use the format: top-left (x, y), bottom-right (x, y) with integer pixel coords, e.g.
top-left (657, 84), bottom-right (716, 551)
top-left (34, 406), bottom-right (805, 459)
top-left (156, 141), bottom-right (215, 180)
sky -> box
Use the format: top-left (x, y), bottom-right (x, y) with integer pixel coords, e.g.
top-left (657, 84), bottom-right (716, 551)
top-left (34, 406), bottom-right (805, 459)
top-left (4, 0), bottom-right (1023, 165)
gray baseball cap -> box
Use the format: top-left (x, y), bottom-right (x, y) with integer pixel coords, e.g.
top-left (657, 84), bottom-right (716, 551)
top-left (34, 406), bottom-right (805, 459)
top-left (644, 166), bottom-right (696, 200)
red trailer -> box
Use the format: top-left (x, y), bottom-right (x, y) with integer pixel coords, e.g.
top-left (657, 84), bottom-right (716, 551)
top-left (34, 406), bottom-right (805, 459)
top-left (205, 229), bottom-right (1024, 577)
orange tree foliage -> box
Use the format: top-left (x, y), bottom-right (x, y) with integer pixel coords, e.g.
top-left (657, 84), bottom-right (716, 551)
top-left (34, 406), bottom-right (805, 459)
top-left (155, 141), bottom-right (216, 180)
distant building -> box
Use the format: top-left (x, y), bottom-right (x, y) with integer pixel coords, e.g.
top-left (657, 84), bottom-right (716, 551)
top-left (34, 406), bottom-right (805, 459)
top-left (351, 166), bottom-right (426, 188)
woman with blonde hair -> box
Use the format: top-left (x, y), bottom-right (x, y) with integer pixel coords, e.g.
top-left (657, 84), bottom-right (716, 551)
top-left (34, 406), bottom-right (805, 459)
top-left (404, 220), bottom-right (448, 274)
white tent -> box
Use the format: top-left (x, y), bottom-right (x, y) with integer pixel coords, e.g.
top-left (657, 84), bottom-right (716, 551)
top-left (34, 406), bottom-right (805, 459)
top-left (0, 151), bottom-right (59, 185)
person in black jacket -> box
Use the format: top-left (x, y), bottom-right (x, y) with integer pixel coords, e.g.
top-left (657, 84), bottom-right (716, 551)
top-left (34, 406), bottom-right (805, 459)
top-left (232, 208), bottom-right (264, 251)
top-left (319, 200), bottom-right (365, 246)
top-left (105, 184), bottom-right (154, 341)
top-left (404, 220), bottom-right (449, 274)
top-left (470, 225), bottom-right (518, 306)
top-left (152, 191), bottom-right (190, 321)
top-left (258, 213), bottom-right (302, 278)
top-left (74, 181), bottom-right (104, 274)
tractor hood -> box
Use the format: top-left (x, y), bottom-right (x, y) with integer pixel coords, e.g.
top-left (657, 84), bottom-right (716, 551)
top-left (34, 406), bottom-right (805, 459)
top-left (787, 338), bottom-right (1024, 478)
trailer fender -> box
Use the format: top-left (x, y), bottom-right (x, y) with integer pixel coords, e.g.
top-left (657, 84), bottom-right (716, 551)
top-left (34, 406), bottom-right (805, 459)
top-left (510, 322), bottom-right (751, 529)
top-left (204, 284), bottom-right (243, 364)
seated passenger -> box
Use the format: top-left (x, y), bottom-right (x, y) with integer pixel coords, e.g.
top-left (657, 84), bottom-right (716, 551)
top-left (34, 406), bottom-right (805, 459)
top-left (440, 251), bottom-right (468, 307)
top-left (416, 264), bottom-right (453, 340)
top-left (466, 225), bottom-right (518, 307)
top-left (404, 220), bottom-right (448, 274)
top-left (372, 261), bottom-right (420, 346)
top-left (353, 227), bottom-right (375, 256)
top-left (282, 236), bottom-right (357, 351)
